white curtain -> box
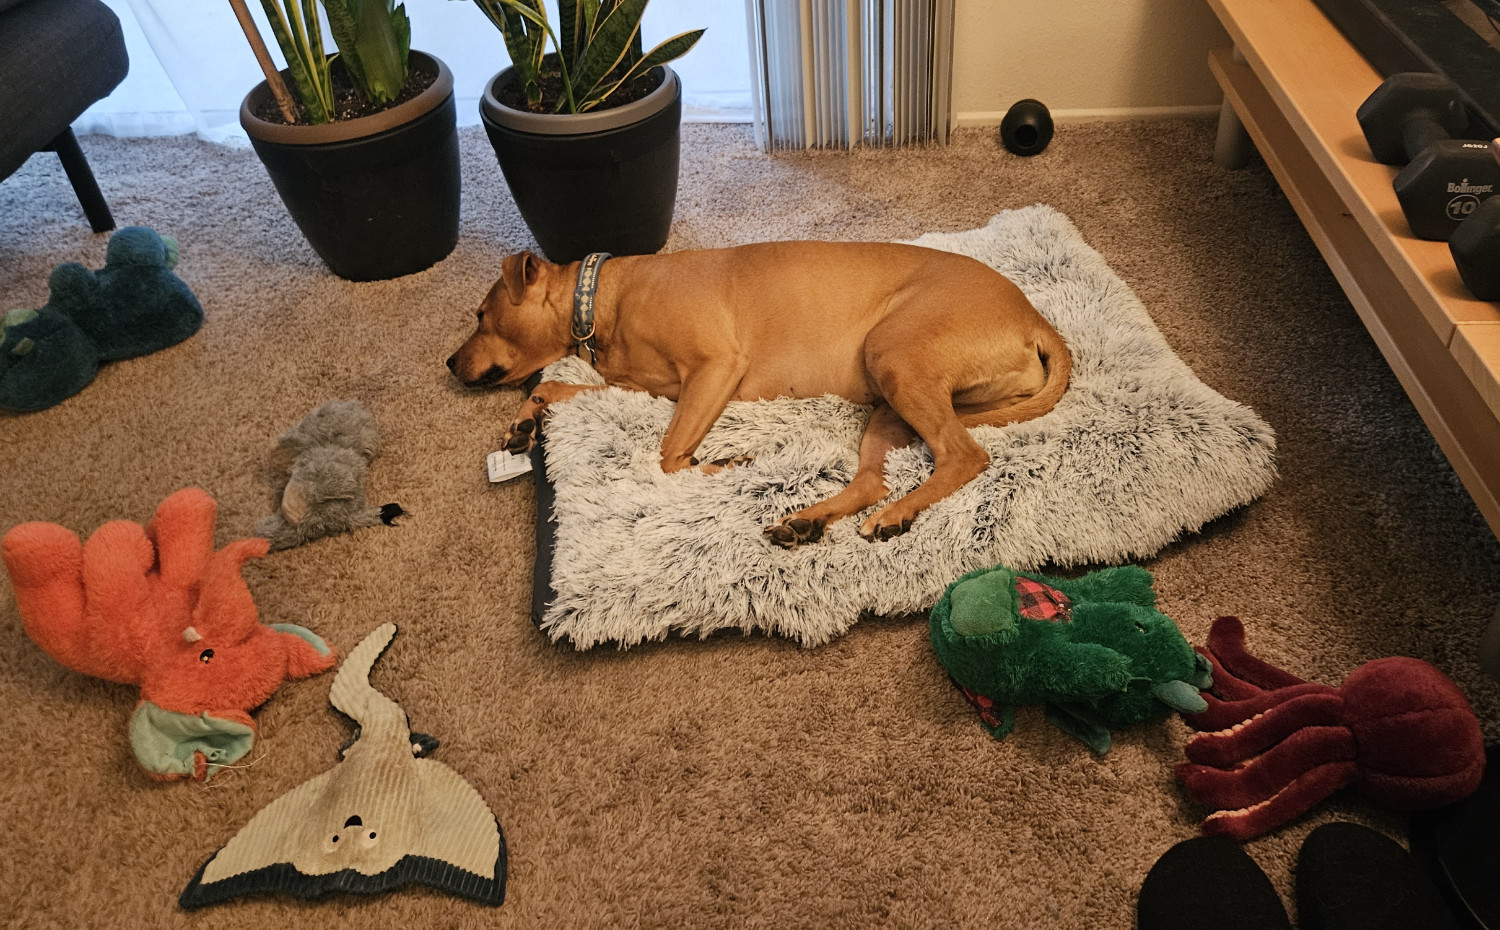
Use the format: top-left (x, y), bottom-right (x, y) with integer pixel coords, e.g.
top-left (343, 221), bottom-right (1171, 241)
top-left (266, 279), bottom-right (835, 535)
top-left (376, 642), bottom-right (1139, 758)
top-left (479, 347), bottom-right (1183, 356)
top-left (77, 0), bottom-right (753, 141)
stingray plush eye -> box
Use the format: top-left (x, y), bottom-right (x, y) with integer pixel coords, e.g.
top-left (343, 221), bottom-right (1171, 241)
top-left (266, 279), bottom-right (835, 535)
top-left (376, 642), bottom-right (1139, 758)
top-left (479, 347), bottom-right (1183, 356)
top-left (199, 649), bottom-right (214, 663)
top-left (359, 830), bottom-right (380, 849)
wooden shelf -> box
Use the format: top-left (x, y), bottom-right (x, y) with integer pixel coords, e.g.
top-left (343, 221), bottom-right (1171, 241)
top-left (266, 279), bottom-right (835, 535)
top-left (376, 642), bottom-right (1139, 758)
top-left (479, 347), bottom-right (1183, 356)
top-left (1207, 0), bottom-right (1500, 539)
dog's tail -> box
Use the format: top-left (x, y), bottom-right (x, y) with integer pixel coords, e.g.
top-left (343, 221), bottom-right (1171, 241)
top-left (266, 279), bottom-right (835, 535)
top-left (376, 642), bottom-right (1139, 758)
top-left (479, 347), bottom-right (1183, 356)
top-left (970, 329), bottom-right (1072, 426)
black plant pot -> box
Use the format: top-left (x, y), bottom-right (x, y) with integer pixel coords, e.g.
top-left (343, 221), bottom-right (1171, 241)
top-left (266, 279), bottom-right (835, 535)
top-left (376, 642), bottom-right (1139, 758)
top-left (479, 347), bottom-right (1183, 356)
top-left (480, 65), bottom-right (682, 263)
top-left (240, 51), bottom-right (461, 282)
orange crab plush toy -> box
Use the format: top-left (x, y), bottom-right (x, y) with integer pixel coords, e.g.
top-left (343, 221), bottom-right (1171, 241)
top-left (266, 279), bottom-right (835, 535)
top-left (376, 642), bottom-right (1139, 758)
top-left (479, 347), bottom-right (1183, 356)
top-left (2, 487), bottom-right (337, 781)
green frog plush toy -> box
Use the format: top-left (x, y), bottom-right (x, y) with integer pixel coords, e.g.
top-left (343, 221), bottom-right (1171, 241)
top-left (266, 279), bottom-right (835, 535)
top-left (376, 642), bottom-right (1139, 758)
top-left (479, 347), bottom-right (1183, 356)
top-left (0, 227), bottom-right (203, 412)
top-left (929, 564), bottom-right (1212, 754)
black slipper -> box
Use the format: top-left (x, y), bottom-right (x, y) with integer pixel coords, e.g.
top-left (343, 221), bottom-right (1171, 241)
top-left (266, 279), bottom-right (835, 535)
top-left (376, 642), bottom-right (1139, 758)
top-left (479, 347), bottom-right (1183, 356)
top-left (1138, 835), bottom-right (1292, 930)
top-left (1409, 743), bottom-right (1500, 930)
top-left (1296, 822), bottom-right (1458, 930)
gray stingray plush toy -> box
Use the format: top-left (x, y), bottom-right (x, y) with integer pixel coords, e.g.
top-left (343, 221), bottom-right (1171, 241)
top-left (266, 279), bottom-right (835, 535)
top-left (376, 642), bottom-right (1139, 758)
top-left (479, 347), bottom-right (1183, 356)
top-left (255, 400), bottom-right (403, 551)
top-left (179, 623), bottom-right (506, 908)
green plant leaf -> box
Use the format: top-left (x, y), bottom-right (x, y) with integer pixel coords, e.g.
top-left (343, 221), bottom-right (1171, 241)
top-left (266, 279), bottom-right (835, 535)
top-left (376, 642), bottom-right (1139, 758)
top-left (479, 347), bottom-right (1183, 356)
top-left (626, 8), bottom-right (643, 69)
top-left (259, 0), bottom-right (333, 123)
top-left (525, 1), bottom-right (548, 76)
top-left (630, 28), bottom-right (703, 74)
top-left (558, 0), bottom-right (579, 71)
top-left (353, 2), bottom-right (408, 102)
top-left (321, 0), bottom-right (367, 92)
top-left (571, 0), bottom-right (649, 102)
top-left (579, 29), bottom-right (702, 111)
top-left (392, 3), bottom-right (410, 71)
top-left (517, 7), bottom-right (550, 62)
top-left (469, 0), bottom-right (510, 37)
top-left (299, 0), bottom-right (334, 110)
top-left (320, 0), bottom-right (409, 105)
top-left (475, 0), bottom-right (541, 103)
top-left (491, 0), bottom-right (572, 107)
top-left (579, 0), bottom-right (600, 48)
top-left (591, 0), bottom-right (620, 35)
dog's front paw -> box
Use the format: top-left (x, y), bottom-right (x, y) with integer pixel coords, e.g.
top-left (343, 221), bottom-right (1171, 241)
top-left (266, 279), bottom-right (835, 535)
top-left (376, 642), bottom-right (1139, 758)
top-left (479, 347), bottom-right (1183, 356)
top-left (764, 516), bottom-right (825, 549)
top-left (501, 392), bottom-right (549, 452)
top-left (502, 417), bottom-right (536, 453)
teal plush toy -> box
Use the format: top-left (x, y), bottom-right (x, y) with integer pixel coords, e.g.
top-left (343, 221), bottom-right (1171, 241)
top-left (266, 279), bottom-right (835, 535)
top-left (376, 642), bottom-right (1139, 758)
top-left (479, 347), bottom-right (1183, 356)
top-left (929, 564), bottom-right (1213, 754)
top-left (0, 227), bottom-right (203, 412)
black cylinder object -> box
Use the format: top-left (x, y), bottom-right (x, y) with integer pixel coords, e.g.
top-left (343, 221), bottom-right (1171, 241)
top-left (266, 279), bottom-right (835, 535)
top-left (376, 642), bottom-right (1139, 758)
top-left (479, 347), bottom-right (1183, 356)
top-left (480, 83), bottom-right (682, 263)
top-left (1402, 117), bottom-right (1458, 164)
top-left (248, 93), bottom-right (462, 282)
top-left (1000, 99), bottom-right (1055, 157)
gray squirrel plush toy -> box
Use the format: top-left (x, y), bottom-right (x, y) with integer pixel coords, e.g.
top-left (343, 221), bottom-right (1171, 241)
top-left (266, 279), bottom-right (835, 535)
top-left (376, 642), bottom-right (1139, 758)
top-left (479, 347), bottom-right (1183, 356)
top-left (255, 399), bottom-right (404, 550)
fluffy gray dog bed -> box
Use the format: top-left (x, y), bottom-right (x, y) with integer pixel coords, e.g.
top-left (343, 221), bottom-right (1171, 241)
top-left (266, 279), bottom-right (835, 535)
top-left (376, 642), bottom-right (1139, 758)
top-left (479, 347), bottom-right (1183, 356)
top-left (532, 206), bottom-right (1277, 649)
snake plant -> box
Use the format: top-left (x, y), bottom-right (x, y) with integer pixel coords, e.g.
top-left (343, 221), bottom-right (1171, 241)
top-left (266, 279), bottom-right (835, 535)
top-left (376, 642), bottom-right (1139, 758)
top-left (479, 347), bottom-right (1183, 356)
top-left (258, 0), bottom-right (336, 123)
top-left (321, 0), bottom-right (411, 106)
top-left (467, 0), bottom-right (704, 113)
top-left (254, 0), bottom-right (412, 124)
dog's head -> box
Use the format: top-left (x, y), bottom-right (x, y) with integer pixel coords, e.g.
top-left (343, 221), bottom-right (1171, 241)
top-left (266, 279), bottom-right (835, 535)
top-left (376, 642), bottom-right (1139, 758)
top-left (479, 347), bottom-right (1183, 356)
top-left (447, 251), bottom-right (565, 388)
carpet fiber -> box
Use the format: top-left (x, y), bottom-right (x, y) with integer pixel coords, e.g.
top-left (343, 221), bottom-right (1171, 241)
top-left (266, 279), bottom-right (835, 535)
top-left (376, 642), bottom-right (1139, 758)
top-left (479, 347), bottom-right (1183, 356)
top-left (1, 121), bottom-right (1498, 930)
top-left (537, 206), bottom-right (1277, 649)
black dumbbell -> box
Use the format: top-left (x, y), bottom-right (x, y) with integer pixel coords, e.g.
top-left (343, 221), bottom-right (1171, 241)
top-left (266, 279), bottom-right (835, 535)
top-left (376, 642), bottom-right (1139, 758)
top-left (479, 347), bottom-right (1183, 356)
top-left (1356, 73), bottom-right (1500, 240)
top-left (1449, 140), bottom-right (1500, 301)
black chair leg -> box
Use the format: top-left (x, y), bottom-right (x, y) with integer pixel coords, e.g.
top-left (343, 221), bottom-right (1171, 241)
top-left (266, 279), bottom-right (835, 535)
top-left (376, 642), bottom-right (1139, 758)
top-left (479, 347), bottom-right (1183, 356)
top-left (43, 127), bottom-right (115, 233)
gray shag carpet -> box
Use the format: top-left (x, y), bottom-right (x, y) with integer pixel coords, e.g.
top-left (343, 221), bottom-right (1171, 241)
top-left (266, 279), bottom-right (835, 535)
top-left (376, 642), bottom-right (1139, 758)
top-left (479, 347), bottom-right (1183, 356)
top-left (1, 121), bottom-right (1498, 930)
top-left (538, 206), bottom-right (1277, 649)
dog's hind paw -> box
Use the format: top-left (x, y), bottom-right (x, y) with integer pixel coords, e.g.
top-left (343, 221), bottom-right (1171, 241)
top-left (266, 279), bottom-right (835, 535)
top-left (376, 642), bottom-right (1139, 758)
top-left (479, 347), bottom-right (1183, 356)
top-left (858, 515), bottom-right (913, 542)
top-left (764, 516), bottom-right (825, 549)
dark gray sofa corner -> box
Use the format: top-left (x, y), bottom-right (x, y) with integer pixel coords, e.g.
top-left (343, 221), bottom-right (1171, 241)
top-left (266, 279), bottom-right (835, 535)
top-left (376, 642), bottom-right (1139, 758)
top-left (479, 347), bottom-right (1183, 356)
top-left (0, 0), bottom-right (130, 231)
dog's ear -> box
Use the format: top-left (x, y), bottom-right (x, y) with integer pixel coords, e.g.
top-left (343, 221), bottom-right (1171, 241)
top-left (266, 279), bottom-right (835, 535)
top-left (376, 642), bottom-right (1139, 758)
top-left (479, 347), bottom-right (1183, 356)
top-left (501, 251), bottom-right (540, 305)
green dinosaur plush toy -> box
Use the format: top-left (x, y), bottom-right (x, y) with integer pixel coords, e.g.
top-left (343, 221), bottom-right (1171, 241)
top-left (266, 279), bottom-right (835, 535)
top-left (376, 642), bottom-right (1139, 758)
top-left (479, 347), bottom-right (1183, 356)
top-left (0, 227), bottom-right (203, 412)
top-left (0, 307), bottom-right (98, 412)
top-left (929, 564), bottom-right (1213, 754)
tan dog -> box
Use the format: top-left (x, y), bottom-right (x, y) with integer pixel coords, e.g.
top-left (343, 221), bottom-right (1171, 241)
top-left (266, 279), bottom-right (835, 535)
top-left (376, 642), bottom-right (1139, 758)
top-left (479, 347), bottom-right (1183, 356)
top-left (447, 242), bottom-right (1071, 547)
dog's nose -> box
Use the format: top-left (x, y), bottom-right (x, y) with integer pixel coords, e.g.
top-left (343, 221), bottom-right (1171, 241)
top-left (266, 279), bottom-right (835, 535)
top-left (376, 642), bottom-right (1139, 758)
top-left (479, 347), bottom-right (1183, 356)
top-left (445, 354), bottom-right (457, 373)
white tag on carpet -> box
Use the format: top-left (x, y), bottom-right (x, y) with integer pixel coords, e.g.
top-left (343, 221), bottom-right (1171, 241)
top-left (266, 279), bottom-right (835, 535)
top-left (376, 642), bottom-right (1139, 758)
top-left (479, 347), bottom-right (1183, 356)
top-left (486, 450), bottom-right (533, 483)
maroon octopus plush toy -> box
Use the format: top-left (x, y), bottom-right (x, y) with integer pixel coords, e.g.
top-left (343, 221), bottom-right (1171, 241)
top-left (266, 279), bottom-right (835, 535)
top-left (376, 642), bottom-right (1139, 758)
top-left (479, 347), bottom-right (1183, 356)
top-left (1176, 616), bottom-right (1486, 841)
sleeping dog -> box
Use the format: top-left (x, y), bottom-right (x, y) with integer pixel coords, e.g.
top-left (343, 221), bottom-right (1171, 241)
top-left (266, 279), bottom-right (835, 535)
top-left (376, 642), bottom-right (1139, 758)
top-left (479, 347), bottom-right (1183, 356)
top-left (447, 242), bottom-right (1070, 548)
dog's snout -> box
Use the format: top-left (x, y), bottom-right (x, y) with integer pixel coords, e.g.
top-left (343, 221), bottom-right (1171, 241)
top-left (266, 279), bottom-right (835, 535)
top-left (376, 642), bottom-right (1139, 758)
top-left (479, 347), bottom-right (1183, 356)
top-left (445, 353), bottom-right (458, 373)
top-left (472, 365), bottom-right (508, 388)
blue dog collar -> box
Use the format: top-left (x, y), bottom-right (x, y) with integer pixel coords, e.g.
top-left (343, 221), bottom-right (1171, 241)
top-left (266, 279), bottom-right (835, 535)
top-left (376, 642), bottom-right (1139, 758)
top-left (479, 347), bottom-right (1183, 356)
top-left (572, 252), bottom-right (610, 366)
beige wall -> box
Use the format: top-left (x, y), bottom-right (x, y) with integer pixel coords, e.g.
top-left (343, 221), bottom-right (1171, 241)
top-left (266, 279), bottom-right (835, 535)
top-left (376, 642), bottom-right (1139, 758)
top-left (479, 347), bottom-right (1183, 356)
top-left (952, 0), bottom-right (1232, 123)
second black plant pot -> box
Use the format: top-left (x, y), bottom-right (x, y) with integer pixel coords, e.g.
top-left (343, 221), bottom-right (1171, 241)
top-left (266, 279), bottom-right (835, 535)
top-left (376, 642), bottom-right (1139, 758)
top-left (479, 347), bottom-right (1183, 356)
top-left (480, 65), bottom-right (682, 263)
top-left (241, 51), bottom-right (461, 282)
